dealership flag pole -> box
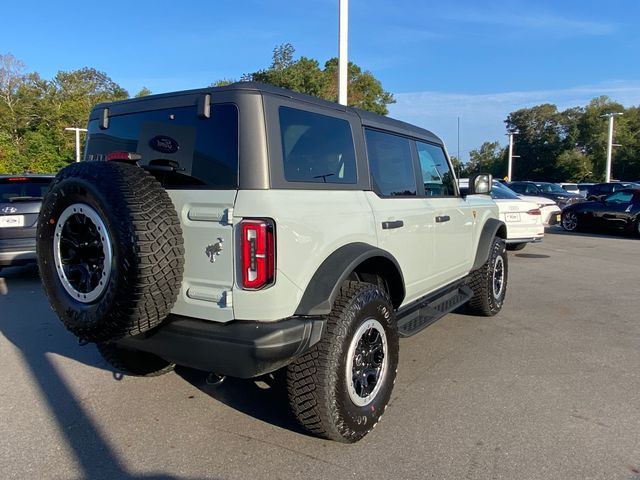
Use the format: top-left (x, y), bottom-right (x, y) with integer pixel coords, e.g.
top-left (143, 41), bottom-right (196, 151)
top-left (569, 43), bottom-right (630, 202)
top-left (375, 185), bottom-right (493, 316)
top-left (338, 0), bottom-right (348, 106)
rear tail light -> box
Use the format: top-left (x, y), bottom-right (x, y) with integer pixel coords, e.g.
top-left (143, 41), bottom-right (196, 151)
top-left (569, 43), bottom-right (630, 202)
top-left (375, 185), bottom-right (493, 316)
top-left (8, 177), bottom-right (27, 181)
top-left (240, 218), bottom-right (275, 289)
top-left (526, 208), bottom-right (542, 216)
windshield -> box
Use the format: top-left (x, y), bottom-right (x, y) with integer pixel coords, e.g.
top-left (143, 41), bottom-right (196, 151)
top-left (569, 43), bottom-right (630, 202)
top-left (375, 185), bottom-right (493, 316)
top-left (0, 178), bottom-right (52, 201)
top-left (491, 181), bottom-right (520, 200)
top-left (535, 182), bottom-right (566, 193)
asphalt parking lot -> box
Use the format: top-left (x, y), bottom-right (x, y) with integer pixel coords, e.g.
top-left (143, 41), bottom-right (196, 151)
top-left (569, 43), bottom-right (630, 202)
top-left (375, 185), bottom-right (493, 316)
top-left (1, 228), bottom-right (639, 480)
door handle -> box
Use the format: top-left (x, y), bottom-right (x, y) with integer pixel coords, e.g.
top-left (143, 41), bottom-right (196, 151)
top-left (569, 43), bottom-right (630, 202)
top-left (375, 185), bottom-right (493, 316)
top-left (382, 220), bottom-right (404, 230)
top-left (435, 215), bottom-right (450, 223)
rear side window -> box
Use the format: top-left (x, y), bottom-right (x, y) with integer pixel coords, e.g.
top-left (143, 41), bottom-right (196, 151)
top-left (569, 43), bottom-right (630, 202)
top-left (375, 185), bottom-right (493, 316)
top-left (86, 104), bottom-right (238, 188)
top-left (365, 129), bottom-right (416, 196)
top-left (279, 107), bottom-right (356, 184)
top-left (0, 178), bottom-right (52, 201)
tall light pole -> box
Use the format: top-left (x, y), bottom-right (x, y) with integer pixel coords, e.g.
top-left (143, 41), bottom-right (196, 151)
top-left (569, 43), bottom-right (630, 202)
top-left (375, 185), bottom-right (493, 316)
top-left (65, 127), bottom-right (88, 163)
top-left (600, 112), bottom-right (623, 183)
top-left (338, 0), bottom-right (348, 106)
top-left (507, 131), bottom-right (520, 181)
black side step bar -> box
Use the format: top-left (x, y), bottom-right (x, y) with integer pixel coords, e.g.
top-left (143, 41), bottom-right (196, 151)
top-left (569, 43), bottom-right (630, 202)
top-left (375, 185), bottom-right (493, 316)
top-left (395, 283), bottom-right (473, 337)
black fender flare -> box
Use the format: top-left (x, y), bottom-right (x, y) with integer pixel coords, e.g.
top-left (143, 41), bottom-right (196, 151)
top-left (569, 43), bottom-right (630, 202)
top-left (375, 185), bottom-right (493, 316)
top-left (294, 242), bottom-right (405, 316)
top-left (472, 218), bottom-right (507, 271)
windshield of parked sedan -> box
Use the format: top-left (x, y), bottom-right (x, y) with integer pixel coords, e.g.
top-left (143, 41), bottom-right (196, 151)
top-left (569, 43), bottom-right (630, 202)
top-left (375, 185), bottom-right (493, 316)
top-left (491, 182), bottom-right (521, 200)
top-left (535, 182), bottom-right (566, 193)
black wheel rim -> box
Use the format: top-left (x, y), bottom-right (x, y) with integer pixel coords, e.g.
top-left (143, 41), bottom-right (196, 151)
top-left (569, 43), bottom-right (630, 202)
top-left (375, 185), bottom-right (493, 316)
top-left (562, 211), bottom-right (577, 231)
top-left (492, 255), bottom-right (505, 300)
top-left (54, 203), bottom-right (112, 303)
top-left (346, 319), bottom-right (388, 406)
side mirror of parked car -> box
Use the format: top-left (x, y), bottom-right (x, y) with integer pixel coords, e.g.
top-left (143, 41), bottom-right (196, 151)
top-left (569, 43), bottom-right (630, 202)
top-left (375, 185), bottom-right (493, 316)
top-left (469, 173), bottom-right (493, 195)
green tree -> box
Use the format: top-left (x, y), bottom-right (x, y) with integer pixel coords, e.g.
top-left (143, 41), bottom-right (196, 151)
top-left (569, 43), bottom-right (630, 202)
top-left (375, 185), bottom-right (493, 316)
top-left (224, 43), bottom-right (395, 115)
top-left (134, 87), bottom-right (152, 97)
top-left (467, 141), bottom-right (506, 178)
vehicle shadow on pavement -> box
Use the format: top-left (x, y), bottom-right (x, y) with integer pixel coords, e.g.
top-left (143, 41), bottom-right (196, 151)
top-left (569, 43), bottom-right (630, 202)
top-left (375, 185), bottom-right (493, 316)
top-left (176, 367), bottom-right (311, 437)
top-left (0, 265), bottom-right (208, 480)
top-left (546, 226), bottom-right (638, 241)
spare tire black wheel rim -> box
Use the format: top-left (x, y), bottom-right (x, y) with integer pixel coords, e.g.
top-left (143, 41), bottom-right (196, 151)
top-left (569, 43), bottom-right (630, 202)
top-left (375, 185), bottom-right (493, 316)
top-left (345, 318), bottom-right (388, 407)
top-left (53, 203), bottom-right (112, 304)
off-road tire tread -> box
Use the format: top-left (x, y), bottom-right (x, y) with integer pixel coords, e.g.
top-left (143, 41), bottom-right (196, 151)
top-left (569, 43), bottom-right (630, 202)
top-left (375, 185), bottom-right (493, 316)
top-left (467, 237), bottom-right (507, 316)
top-left (38, 161), bottom-right (184, 342)
top-left (286, 281), bottom-right (397, 443)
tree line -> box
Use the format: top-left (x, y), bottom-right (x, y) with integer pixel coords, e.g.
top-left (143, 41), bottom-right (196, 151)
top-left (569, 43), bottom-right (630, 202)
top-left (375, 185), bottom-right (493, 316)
top-left (1, 46), bottom-right (638, 181)
top-left (459, 98), bottom-right (640, 182)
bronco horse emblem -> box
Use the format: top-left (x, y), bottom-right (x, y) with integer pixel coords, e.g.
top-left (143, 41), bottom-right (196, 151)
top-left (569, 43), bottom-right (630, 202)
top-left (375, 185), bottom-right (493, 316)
top-left (205, 238), bottom-right (224, 262)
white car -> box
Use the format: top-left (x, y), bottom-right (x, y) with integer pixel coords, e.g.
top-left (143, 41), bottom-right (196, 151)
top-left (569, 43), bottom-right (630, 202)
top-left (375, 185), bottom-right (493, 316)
top-left (491, 182), bottom-right (545, 250)
top-left (516, 194), bottom-right (561, 226)
top-left (460, 179), bottom-right (545, 251)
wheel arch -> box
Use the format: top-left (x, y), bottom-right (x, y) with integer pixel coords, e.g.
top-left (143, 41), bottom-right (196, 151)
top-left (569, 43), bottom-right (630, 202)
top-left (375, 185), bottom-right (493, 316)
top-left (294, 242), bottom-right (405, 316)
top-left (471, 218), bottom-right (507, 271)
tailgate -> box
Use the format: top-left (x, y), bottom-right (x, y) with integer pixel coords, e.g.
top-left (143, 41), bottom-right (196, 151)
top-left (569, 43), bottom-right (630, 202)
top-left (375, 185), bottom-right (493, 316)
top-left (168, 190), bottom-right (237, 323)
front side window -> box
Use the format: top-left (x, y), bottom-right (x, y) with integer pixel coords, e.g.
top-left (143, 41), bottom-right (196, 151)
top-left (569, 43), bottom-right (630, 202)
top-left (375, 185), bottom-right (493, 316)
top-left (416, 141), bottom-right (456, 196)
top-left (365, 129), bottom-right (417, 196)
top-left (279, 107), bottom-right (356, 184)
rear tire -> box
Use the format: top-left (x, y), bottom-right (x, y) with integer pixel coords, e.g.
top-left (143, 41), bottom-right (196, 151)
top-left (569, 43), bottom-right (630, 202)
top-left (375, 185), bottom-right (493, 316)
top-left (506, 242), bottom-right (526, 251)
top-left (97, 343), bottom-right (175, 377)
top-left (286, 281), bottom-right (399, 443)
top-left (467, 237), bottom-right (507, 316)
top-left (37, 161), bottom-right (184, 343)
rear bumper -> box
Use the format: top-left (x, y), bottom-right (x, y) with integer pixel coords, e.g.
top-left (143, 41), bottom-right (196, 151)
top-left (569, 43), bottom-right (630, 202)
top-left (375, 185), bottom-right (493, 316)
top-left (505, 237), bottom-right (543, 245)
top-left (0, 238), bottom-right (37, 267)
top-left (117, 315), bottom-right (325, 379)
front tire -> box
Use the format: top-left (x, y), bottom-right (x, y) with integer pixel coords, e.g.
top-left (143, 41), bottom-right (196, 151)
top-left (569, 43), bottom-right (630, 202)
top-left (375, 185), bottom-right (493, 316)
top-left (467, 237), bottom-right (508, 316)
top-left (286, 281), bottom-right (399, 443)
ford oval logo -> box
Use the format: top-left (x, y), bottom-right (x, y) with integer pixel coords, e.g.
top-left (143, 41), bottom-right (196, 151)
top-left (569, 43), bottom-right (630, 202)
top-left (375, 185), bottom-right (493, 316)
top-left (149, 135), bottom-right (179, 154)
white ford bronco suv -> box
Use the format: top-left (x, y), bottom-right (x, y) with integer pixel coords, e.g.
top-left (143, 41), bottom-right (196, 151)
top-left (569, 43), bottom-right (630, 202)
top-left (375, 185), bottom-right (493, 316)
top-left (37, 83), bottom-right (507, 442)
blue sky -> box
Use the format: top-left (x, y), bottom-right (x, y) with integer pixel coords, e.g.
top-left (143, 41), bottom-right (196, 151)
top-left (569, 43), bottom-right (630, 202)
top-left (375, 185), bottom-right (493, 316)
top-left (2, 0), bottom-right (639, 159)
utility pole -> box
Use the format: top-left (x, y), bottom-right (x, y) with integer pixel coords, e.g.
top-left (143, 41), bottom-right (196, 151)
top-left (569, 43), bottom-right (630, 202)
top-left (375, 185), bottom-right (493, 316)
top-left (338, 0), bottom-right (348, 106)
top-left (507, 131), bottom-right (520, 181)
top-left (600, 112), bottom-right (623, 183)
top-left (64, 127), bottom-right (88, 163)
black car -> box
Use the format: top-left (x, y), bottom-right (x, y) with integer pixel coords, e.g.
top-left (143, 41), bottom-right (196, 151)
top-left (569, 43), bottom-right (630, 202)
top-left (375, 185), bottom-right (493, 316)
top-left (0, 175), bottom-right (54, 271)
top-left (507, 181), bottom-right (583, 208)
top-left (561, 188), bottom-right (640, 236)
top-left (584, 182), bottom-right (639, 201)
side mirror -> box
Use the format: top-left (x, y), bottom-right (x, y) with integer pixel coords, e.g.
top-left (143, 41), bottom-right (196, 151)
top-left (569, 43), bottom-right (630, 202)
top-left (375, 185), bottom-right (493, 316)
top-left (469, 173), bottom-right (493, 195)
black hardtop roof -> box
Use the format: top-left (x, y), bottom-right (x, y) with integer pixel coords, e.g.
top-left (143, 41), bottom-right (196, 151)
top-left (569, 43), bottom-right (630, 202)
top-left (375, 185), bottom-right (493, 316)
top-left (92, 82), bottom-right (442, 145)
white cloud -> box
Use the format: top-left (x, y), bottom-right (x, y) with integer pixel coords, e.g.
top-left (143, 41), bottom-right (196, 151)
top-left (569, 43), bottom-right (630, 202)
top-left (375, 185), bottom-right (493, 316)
top-left (389, 81), bottom-right (640, 160)
top-left (437, 5), bottom-right (615, 37)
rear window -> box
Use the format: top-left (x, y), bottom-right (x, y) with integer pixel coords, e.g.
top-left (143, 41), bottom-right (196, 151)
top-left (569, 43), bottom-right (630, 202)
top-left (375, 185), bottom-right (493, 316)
top-left (0, 178), bottom-right (52, 201)
top-left (86, 104), bottom-right (238, 188)
top-left (279, 107), bottom-right (357, 184)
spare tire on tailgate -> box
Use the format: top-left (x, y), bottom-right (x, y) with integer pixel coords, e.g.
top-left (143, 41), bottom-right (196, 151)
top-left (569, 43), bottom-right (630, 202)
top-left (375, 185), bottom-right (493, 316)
top-left (37, 161), bottom-right (184, 343)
